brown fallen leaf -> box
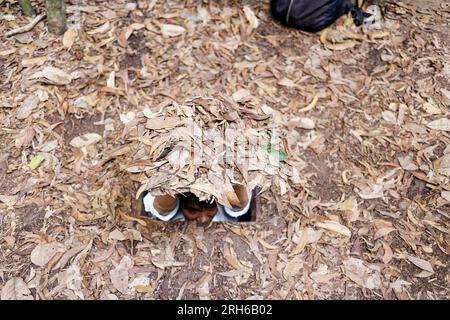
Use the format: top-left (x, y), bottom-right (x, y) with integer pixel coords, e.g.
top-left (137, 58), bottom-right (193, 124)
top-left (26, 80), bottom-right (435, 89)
top-left (243, 6), bottom-right (259, 29)
top-left (160, 24), bottom-right (186, 37)
top-left (441, 191), bottom-right (450, 202)
top-left (381, 241), bottom-right (393, 264)
top-left (63, 28), bottom-right (78, 49)
top-left (343, 258), bottom-right (381, 289)
top-left (320, 29), bottom-right (359, 50)
top-left (373, 219), bottom-right (396, 239)
top-left (290, 228), bottom-right (307, 256)
top-left (232, 89), bottom-right (251, 102)
top-left (117, 210), bottom-right (147, 227)
top-left (53, 243), bottom-right (88, 270)
top-left (316, 220), bottom-right (351, 237)
top-left (426, 118), bottom-right (450, 132)
top-left (91, 243), bottom-right (116, 263)
top-left (58, 264), bottom-right (84, 299)
top-left (145, 117), bottom-right (184, 130)
top-left (398, 154), bottom-right (418, 171)
top-left (30, 242), bottom-right (65, 267)
top-left (222, 244), bottom-right (242, 269)
top-left (70, 133), bottom-right (102, 148)
top-left (21, 56), bottom-right (47, 68)
top-left (283, 255), bottom-right (303, 279)
top-left (1, 278), bottom-right (33, 300)
top-left (297, 95), bottom-right (319, 112)
top-left (108, 229), bottom-right (126, 241)
top-left (87, 21), bottom-right (111, 35)
top-left (109, 255), bottom-right (133, 294)
top-left (406, 255), bottom-right (434, 273)
top-left (130, 276), bottom-right (152, 294)
top-left (310, 265), bottom-right (337, 283)
top-left (257, 237), bottom-right (279, 250)
top-left (196, 274), bottom-right (212, 300)
top-left (38, 66), bottom-right (72, 85)
top-left (16, 95), bottom-right (39, 120)
top-left (0, 194), bottom-right (20, 205)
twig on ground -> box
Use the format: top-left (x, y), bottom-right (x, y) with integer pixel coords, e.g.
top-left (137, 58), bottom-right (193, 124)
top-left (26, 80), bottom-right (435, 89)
top-left (5, 13), bottom-right (46, 37)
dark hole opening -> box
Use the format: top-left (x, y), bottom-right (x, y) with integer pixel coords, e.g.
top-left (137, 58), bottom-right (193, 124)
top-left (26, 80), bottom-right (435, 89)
top-left (138, 188), bottom-right (260, 222)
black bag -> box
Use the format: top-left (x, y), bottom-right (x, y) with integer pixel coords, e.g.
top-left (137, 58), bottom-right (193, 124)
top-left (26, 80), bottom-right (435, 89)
top-left (270, 0), bottom-right (349, 32)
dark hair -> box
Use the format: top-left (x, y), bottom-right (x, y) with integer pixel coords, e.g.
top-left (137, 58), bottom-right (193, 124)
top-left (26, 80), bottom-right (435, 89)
top-left (178, 192), bottom-right (217, 211)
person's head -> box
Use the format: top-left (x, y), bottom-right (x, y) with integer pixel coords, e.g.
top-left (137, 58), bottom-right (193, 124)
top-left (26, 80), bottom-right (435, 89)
top-left (179, 193), bottom-right (218, 223)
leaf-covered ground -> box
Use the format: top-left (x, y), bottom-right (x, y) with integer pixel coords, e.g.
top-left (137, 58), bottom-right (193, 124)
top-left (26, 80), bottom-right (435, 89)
top-left (0, 0), bottom-right (449, 300)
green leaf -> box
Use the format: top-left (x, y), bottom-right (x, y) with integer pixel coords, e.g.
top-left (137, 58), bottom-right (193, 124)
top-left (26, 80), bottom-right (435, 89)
top-left (28, 154), bottom-right (44, 170)
top-left (344, 16), bottom-right (354, 27)
top-left (265, 144), bottom-right (288, 162)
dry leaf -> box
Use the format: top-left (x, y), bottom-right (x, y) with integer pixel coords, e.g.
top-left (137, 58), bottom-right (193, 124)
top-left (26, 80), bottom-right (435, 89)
top-left (390, 279), bottom-right (411, 296)
top-left (290, 228), bottom-right (307, 256)
top-left (283, 255), bottom-right (303, 278)
top-left (63, 28), bottom-right (78, 49)
top-left (316, 220), bottom-right (351, 237)
top-left (21, 56), bottom-right (47, 68)
top-left (87, 22), bottom-right (110, 34)
top-left (41, 66), bottom-right (72, 85)
top-left (373, 219), bottom-right (396, 239)
top-left (422, 101), bottom-right (441, 115)
top-left (109, 255), bottom-right (133, 294)
top-left (406, 255), bottom-right (434, 273)
top-left (70, 133), bottom-right (102, 148)
top-left (298, 117), bottom-right (315, 129)
top-left (382, 110), bottom-right (397, 123)
top-left (343, 258), bottom-right (381, 289)
top-left (357, 183), bottom-right (384, 199)
top-left (91, 244), bottom-right (116, 263)
top-left (0, 48), bottom-right (16, 56)
top-left (426, 118), bottom-right (450, 132)
top-left (107, 71), bottom-right (115, 88)
top-left (16, 95), bottom-right (39, 120)
top-left (381, 241), bottom-right (393, 264)
top-left (398, 154), bottom-right (418, 171)
top-left (38, 140), bottom-right (58, 152)
top-left (260, 104), bottom-right (273, 115)
top-left (339, 197), bottom-right (359, 222)
top-left (0, 194), bottom-right (20, 205)
top-left (441, 191), bottom-right (450, 202)
top-left (309, 265), bottom-right (337, 283)
top-left (129, 276), bottom-right (151, 294)
top-left (1, 278), bottom-right (33, 300)
top-left (195, 274), bottom-right (211, 300)
top-left (108, 229), bottom-right (126, 241)
top-left (279, 77), bottom-right (298, 87)
top-left (30, 243), bottom-right (65, 267)
top-left (243, 6), bottom-right (259, 29)
top-left (298, 95), bottom-right (319, 112)
top-left (54, 243), bottom-right (88, 270)
top-left (146, 117), bottom-right (183, 130)
top-left (151, 248), bottom-right (186, 269)
top-left (223, 244), bottom-right (242, 269)
top-left (289, 117), bottom-right (315, 130)
top-left (257, 237), bottom-right (279, 250)
top-left (232, 89), bottom-right (251, 102)
top-left (320, 29), bottom-right (359, 50)
top-left (160, 24), bottom-right (186, 37)
top-left (58, 264), bottom-right (84, 299)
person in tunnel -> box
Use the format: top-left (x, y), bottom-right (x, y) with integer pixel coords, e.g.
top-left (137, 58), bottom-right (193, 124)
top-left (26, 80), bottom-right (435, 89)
top-left (143, 185), bottom-right (252, 222)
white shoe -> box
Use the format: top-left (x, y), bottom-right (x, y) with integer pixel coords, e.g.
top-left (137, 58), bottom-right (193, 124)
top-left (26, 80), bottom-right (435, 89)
top-left (143, 193), bottom-right (180, 221)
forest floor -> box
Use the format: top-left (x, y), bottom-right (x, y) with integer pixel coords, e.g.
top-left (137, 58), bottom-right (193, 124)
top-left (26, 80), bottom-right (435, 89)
top-left (0, 0), bottom-right (448, 300)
